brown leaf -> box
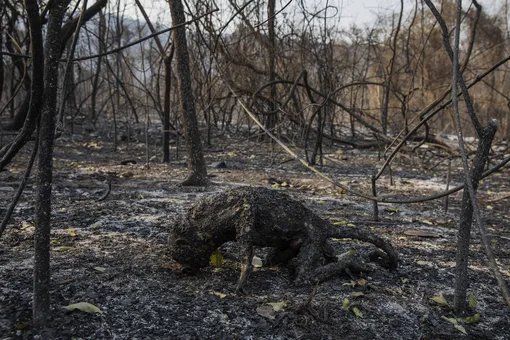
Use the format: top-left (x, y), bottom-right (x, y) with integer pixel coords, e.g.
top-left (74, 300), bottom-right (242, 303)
top-left (403, 230), bottom-right (441, 238)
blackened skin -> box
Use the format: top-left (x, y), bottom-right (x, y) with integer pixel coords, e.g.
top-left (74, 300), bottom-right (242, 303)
top-left (168, 187), bottom-right (398, 293)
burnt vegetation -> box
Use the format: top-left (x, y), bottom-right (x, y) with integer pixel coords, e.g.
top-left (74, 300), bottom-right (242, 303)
top-left (1, 0), bottom-right (510, 338)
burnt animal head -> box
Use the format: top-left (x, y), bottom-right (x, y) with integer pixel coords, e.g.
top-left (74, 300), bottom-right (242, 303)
top-left (168, 215), bottom-right (212, 272)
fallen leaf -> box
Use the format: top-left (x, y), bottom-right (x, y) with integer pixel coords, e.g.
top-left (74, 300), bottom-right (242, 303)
top-left (356, 279), bottom-right (367, 287)
top-left (256, 305), bottom-right (275, 320)
top-left (63, 302), bottom-right (101, 313)
top-left (120, 172), bottom-right (133, 178)
top-left (53, 246), bottom-right (75, 252)
top-left (56, 278), bottom-right (75, 285)
top-left (486, 205), bottom-right (494, 210)
top-left (252, 256), bottom-right (263, 268)
top-left (454, 324), bottom-right (467, 335)
top-left (351, 292), bottom-right (365, 298)
top-left (441, 316), bottom-right (458, 325)
top-left (333, 221), bottom-right (348, 226)
top-left (267, 301), bottom-right (287, 312)
top-left (212, 291), bottom-right (227, 299)
top-left (352, 307), bottom-right (363, 318)
top-left (421, 220), bottom-right (434, 225)
top-left (15, 322), bottom-right (30, 330)
top-left (430, 295), bottom-right (449, 307)
top-left (403, 230), bottom-right (440, 238)
top-left (463, 313), bottom-right (480, 324)
top-left (227, 152), bottom-right (237, 157)
top-left (342, 298), bottom-right (350, 309)
top-left (93, 267), bottom-right (106, 272)
top-left (468, 293), bottom-right (477, 308)
top-left (400, 278), bottom-right (409, 284)
top-left (65, 229), bottom-right (78, 237)
top-left (386, 207), bottom-right (398, 213)
top-left (210, 250), bottom-right (224, 268)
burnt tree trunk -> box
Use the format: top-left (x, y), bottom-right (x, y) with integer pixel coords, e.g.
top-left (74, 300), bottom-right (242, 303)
top-left (33, 0), bottom-right (66, 329)
top-left (90, 9), bottom-right (105, 124)
top-left (168, 0), bottom-right (208, 185)
top-left (0, 0), bottom-right (44, 170)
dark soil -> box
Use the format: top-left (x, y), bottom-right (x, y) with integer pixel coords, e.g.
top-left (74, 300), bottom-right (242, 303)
top-left (1, 130), bottom-right (509, 339)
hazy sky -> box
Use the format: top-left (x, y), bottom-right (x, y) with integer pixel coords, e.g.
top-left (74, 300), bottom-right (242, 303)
top-left (125, 0), bottom-right (505, 28)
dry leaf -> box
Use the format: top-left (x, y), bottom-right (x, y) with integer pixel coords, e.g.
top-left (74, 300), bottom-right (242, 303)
top-left (212, 291), bottom-right (227, 299)
top-left (454, 324), bottom-right (467, 335)
top-left (252, 256), bottom-right (263, 268)
top-left (93, 267), bottom-right (106, 272)
top-left (63, 302), bottom-right (101, 313)
top-left (256, 305), bottom-right (275, 320)
top-left (65, 229), bottom-right (78, 237)
top-left (15, 322), bottom-right (30, 330)
top-left (403, 230), bottom-right (440, 238)
top-left (53, 246), bottom-right (75, 252)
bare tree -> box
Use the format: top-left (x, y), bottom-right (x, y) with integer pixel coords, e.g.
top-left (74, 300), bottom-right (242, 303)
top-left (32, 0), bottom-right (67, 328)
top-left (168, 0), bottom-right (208, 185)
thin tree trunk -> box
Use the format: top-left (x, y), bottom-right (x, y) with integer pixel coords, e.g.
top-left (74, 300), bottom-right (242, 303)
top-left (168, 0), bottom-right (208, 185)
top-left (33, 0), bottom-right (66, 329)
top-left (381, 0), bottom-right (403, 135)
top-left (91, 9), bottom-right (105, 124)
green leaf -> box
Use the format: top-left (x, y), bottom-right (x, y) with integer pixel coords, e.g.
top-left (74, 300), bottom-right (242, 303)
top-left (63, 302), bottom-right (101, 313)
top-left (352, 307), bottom-right (363, 318)
top-left (342, 298), bottom-right (350, 309)
top-left (333, 221), bottom-right (348, 226)
top-left (468, 293), bottom-right (478, 308)
top-left (463, 313), bottom-right (480, 324)
top-left (441, 316), bottom-right (458, 325)
top-left (386, 207), bottom-right (398, 213)
top-left (210, 250), bottom-right (224, 268)
top-left (400, 278), bottom-right (409, 284)
top-left (430, 295), bottom-right (449, 307)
